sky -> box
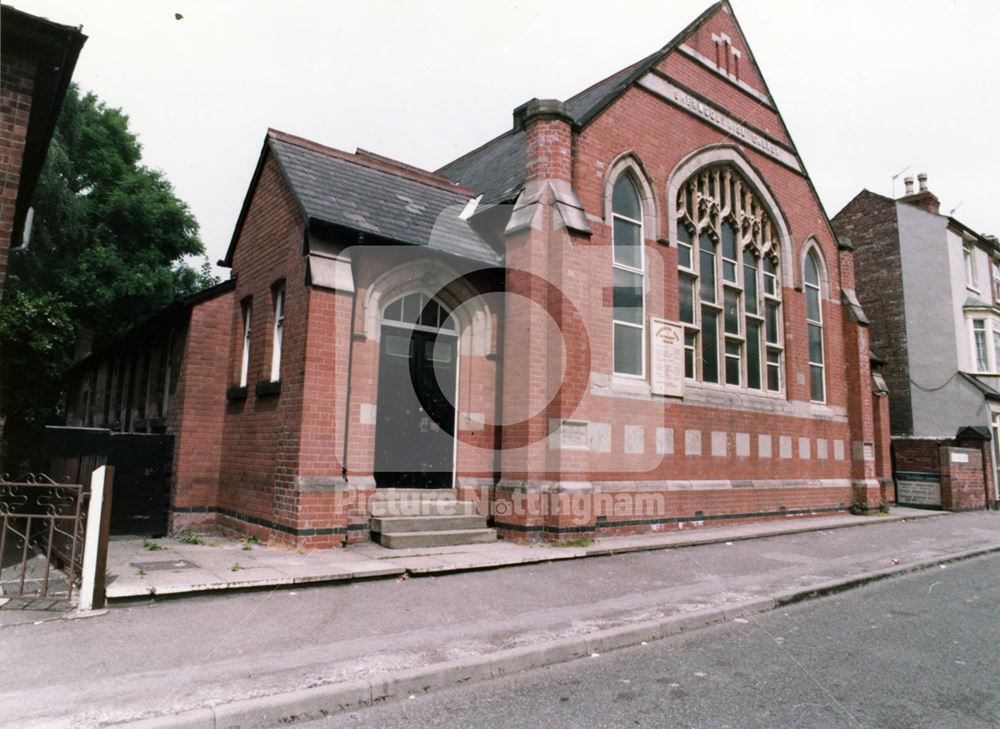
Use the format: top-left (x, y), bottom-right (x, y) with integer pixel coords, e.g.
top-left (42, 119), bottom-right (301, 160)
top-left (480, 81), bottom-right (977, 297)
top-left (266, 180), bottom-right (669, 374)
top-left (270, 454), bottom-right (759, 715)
top-left (10, 0), bottom-right (1000, 273)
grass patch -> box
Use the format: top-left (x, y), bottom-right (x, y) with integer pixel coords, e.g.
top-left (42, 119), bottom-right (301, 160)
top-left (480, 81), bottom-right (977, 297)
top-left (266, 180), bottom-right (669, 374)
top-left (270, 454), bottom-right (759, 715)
top-left (241, 535), bottom-right (259, 551)
top-left (554, 537), bottom-right (594, 548)
top-left (179, 534), bottom-right (205, 546)
top-left (142, 538), bottom-right (165, 551)
top-left (230, 563), bottom-right (244, 572)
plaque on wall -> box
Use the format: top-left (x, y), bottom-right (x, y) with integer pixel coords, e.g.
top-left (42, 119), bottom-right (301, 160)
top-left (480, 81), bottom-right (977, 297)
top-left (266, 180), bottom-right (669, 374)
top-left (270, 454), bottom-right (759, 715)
top-left (895, 470), bottom-right (942, 508)
top-left (650, 318), bottom-right (684, 398)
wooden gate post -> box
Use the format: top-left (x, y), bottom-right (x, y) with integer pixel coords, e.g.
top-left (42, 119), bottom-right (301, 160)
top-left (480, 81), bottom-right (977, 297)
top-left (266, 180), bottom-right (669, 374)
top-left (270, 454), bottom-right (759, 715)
top-left (78, 466), bottom-right (114, 612)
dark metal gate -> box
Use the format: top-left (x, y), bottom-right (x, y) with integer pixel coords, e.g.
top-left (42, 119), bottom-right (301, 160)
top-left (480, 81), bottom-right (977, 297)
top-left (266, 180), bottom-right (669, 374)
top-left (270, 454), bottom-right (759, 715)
top-left (46, 427), bottom-right (172, 536)
top-left (0, 474), bottom-right (87, 607)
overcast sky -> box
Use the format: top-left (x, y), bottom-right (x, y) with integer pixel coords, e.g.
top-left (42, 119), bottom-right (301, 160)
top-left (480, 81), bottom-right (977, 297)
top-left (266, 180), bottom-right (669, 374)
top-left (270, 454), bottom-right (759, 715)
top-left (12, 0), bottom-right (1000, 271)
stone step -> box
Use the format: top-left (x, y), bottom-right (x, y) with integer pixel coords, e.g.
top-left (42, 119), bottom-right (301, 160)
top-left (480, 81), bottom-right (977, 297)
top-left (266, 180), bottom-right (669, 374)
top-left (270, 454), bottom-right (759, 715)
top-left (370, 488), bottom-right (458, 501)
top-left (378, 528), bottom-right (497, 549)
top-left (370, 500), bottom-right (477, 517)
top-left (370, 514), bottom-right (487, 534)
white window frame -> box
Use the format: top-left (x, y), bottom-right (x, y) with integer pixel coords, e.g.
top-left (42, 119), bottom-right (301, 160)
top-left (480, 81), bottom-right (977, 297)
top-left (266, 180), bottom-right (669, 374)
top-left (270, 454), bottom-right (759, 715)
top-left (239, 299), bottom-right (252, 388)
top-left (270, 285), bottom-right (285, 382)
top-left (971, 317), bottom-right (989, 373)
top-left (611, 175), bottom-right (646, 379)
top-left (805, 251), bottom-right (825, 403)
top-left (964, 242), bottom-right (979, 292)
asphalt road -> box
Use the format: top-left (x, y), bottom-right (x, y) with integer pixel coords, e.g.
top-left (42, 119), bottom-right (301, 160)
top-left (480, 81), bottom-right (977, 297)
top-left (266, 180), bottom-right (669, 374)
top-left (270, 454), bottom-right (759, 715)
top-left (312, 553), bottom-right (1000, 729)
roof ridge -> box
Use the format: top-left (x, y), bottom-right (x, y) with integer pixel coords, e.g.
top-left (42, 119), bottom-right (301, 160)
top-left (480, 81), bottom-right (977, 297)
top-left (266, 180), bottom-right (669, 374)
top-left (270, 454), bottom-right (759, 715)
top-left (435, 127), bottom-right (518, 175)
top-left (267, 128), bottom-right (473, 196)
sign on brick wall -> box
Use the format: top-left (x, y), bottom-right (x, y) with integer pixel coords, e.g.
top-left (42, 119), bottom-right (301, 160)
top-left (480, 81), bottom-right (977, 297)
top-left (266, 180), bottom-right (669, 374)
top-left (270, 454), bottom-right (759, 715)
top-left (895, 470), bottom-right (942, 507)
top-left (650, 318), bottom-right (684, 398)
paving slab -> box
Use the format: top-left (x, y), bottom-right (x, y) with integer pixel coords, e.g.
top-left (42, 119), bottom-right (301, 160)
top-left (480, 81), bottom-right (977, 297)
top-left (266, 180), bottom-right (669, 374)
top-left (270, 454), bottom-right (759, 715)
top-left (2, 510), bottom-right (998, 729)
top-left (103, 507), bottom-right (943, 600)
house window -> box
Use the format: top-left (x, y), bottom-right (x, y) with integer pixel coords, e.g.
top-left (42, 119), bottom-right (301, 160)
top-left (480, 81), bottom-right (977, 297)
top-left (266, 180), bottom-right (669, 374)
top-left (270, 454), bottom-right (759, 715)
top-left (676, 165), bottom-right (782, 391)
top-left (972, 318), bottom-right (988, 372)
top-left (240, 299), bottom-right (252, 387)
top-left (805, 250), bottom-right (825, 402)
top-left (612, 175), bottom-right (645, 377)
top-left (965, 243), bottom-right (978, 290)
top-left (270, 285), bottom-right (285, 382)
top-left (992, 258), bottom-right (1000, 303)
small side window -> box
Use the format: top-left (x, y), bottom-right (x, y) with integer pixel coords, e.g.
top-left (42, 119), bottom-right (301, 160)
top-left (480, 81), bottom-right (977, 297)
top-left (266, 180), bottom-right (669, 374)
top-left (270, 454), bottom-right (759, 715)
top-left (240, 299), bottom-right (252, 387)
top-left (270, 285), bottom-right (285, 382)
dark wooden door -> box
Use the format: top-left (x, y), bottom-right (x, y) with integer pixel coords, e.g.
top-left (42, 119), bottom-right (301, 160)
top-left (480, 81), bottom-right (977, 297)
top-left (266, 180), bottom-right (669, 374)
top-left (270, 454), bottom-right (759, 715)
top-left (374, 326), bottom-right (457, 488)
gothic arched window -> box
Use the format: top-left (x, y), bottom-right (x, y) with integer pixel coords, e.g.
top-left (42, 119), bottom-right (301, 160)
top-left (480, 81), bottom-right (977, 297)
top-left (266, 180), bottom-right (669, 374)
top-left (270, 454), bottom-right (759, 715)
top-left (676, 165), bottom-right (783, 392)
top-left (612, 175), bottom-right (645, 377)
top-left (804, 250), bottom-right (825, 402)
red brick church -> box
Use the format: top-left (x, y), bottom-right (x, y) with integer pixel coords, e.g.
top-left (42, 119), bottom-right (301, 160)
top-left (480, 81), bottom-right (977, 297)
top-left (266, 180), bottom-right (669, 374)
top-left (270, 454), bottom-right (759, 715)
top-left (64, 2), bottom-right (893, 548)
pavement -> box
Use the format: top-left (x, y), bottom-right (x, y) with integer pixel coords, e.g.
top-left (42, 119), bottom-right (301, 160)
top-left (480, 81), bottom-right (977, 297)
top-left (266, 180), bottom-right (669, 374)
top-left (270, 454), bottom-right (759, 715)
top-left (94, 507), bottom-right (944, 601)
top-left (1, 509), bottom-right (998, 728)
top-left (305, 552), bottom-right (1000, 728)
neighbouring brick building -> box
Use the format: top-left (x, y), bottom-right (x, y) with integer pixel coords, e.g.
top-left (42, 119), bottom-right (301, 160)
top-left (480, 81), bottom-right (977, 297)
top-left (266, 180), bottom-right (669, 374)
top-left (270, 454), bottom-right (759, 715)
top-left (65, 1), bottom-right (894, 548)
top-left (1, 4), bottom-right (86, 452)
top-left (833, 176), bottom-right (1000, 511)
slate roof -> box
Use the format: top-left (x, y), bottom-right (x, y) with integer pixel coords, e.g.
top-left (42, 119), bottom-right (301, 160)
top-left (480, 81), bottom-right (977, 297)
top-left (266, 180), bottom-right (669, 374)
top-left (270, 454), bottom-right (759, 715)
top-left (436, 3), bottom-right (722, 203)
top-left (227, 131), bottom-right (501, 266)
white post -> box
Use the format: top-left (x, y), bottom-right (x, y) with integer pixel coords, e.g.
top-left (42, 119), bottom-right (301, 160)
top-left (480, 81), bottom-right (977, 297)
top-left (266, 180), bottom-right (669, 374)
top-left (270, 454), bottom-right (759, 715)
top-left (78, 466), bottom-right (108, 612)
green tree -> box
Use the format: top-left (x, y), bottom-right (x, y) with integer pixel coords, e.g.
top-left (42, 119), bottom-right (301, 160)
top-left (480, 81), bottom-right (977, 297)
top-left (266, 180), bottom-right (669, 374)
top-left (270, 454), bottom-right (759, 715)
top-left (1, 85), bottom-right (218, 461)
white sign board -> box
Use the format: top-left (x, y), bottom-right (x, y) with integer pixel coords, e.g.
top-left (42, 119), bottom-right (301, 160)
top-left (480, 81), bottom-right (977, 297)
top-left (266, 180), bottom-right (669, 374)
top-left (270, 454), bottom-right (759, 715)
top-left (896, 475), bottom-right (942, 507)
top-left (650, 318), bottom-right (685, 398)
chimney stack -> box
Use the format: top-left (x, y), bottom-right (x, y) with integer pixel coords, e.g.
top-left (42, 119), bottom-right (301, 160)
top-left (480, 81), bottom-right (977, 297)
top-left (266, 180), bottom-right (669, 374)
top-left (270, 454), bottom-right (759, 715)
top-left (515, 98), bottom-right (574, 184)
top-left (899, 170), bottom-right (940, 215)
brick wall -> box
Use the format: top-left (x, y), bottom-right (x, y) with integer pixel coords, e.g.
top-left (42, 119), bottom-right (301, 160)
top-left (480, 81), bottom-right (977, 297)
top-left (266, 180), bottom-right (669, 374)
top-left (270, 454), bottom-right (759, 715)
top-left (939, 446), bottom-right (986, 511)
top-left (168, 290), bottom-right (234, 531)
top-left (0, 49), bottom-right (34, 292)
top-left (218, 150), bottom-right (311, 545)
top-left (831, 192), bottom-right (912, 434)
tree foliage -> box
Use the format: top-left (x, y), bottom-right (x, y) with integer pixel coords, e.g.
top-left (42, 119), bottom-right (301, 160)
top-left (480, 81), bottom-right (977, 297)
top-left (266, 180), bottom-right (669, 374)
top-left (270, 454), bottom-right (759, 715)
top-left (1, 85), bottom-right (219, 456)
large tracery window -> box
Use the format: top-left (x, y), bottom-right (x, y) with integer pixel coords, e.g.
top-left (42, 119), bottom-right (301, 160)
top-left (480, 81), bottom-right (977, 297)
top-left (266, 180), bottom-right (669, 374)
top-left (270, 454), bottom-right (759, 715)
top-left (676, 165), bottom-right (783, 392)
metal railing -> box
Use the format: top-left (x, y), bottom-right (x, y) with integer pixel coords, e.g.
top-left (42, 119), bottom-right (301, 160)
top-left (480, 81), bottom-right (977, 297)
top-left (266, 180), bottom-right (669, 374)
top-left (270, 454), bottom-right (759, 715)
top-left (0, 474), bottom-right (87, 605)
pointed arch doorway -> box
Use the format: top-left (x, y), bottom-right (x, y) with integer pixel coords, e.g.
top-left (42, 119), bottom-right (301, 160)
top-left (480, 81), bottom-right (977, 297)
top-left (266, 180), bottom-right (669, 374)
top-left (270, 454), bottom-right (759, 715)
top-left (374, 292), bottom-right (458, 488)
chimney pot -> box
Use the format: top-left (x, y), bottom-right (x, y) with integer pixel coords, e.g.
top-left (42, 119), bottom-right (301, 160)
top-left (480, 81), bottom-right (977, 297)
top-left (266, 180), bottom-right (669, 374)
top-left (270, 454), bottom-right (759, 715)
top-left (917, 173), bottom-right (928, 192)
top-left (903, 176), bottom-right (914, 195)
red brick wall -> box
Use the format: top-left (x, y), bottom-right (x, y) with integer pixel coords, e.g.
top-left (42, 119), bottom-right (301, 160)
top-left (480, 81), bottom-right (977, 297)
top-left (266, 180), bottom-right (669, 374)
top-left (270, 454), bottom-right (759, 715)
top-left (939, 447), bottom-right (986, 511)
top-left (217, 151), bottom-right (310, 544)
top-left (873, 390), bottom-right (894, 501)
top-left (831, 192), bottom-right (912, 434)
top-left (168, 290), bottom-right (234, 531)
top-left (0, 50), bottom-right (35, 293)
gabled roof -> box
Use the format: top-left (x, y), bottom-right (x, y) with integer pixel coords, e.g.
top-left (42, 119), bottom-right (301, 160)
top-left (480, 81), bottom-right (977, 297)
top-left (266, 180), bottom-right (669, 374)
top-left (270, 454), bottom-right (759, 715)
top-left (436, 2), bottom-right (723, 203)
top-left (223, 130), bottom-right (501, 267)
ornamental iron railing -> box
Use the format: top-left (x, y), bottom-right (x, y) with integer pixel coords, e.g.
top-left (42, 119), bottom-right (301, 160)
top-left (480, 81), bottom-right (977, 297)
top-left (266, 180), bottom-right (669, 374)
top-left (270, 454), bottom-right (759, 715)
top-left (0, 474), bottom-right (87, 607)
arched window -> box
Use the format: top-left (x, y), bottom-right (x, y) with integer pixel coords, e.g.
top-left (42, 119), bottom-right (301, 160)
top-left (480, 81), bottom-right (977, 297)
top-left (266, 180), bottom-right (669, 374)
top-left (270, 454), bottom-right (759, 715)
top-left (612, 175), bottom-right (645, 377)
top-left (804, 250), bottom-right (825, 402)
top-left (676, 165), bottom-right (782, 392)
top-left (382, 291), bottom-right (456, 333)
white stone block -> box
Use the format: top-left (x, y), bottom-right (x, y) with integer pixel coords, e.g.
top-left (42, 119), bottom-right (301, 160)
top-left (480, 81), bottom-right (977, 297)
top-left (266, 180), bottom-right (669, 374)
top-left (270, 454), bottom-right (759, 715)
top-left (656, 427), bottom-right (674, 455)
top-left (711, 431), bottom-right (727, 457)
top-left (685, 429), bottom-right (702, 456)
top-left (735, 432), bottom-right (750, 457)
top-left (625, 425), bottom-right (645, 454)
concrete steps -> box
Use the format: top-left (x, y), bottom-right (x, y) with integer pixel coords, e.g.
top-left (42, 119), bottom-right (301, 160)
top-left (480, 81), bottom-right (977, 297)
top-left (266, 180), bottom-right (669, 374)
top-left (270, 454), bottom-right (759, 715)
top-left (370, 515), bottom-right (486, 533)
top-left (377, 528), bottom-right (498, 549)
top-left (369, 490), bottom-right (496, 548)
